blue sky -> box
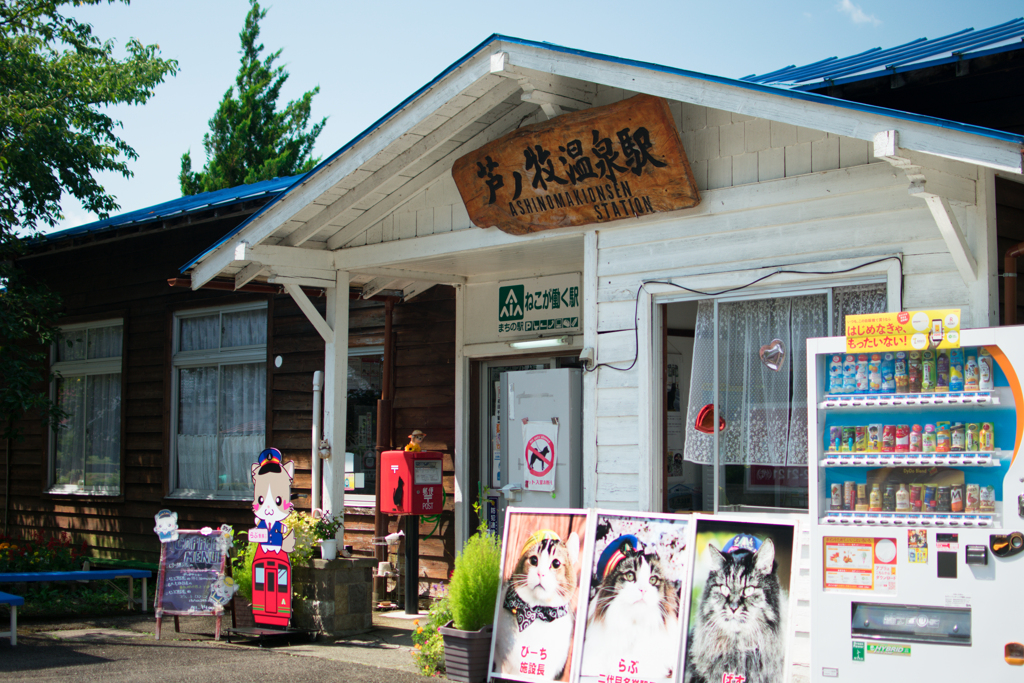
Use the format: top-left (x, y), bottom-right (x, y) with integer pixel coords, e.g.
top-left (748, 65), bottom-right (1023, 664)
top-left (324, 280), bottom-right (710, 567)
top-left (54, 0), bottom-right (1024, 231)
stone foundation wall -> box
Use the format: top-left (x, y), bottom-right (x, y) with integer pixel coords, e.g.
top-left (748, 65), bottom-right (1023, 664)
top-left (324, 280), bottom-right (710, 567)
top-left (292, 557), bottom-right (375, 636)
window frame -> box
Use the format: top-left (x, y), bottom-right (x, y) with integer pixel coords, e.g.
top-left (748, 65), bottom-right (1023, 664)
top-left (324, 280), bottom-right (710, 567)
top-left (48, 317), bottom-right (126, 497)
top-left (344, 345), bottom-right (385, 508)
top-left (168, 301), bottom-right (269, 501)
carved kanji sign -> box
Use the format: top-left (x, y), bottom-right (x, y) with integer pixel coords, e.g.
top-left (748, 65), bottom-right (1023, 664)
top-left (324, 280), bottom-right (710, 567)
top-left (452, 95), bottom-right (700, 235)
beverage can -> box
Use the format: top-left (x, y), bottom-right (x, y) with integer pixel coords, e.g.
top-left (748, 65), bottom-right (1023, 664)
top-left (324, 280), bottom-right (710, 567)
top-left (883, 484), bottom-right (896, 512)
top-left (950, 485), bottom-right (964, 513)
top-left (978, 348), bottom-right (994, 391)
top-left (980, 423), bottom-right (995, 451)
top-left (843, 354), bottom-right (858, 393)
top-left (949, 348), bottom-right (965, 392)
top-left (923, 485), bottom-right (937, 512)
top-left (828, 354), bottom-right (844, 394)
top-left (895, 425), bottom-right (910, 453)
top-left (936, 486), bottom-right (952, 512)
top-left (951, 423), bottom-right (966, 452)
top-left (830, 483), bottom-right (843, 510)
top-left (882, 425), bottom-right (896, 452)
top-left (965, 483), bottom-right (980, 513)
top-left (909, 483), bottom-right (923, 511)
top-left (921, 351), bottom-right (937, 391)
top-left (829, 426), bottom-right (842, 452)
top-left (979, 485), bottom-right (996, 513)
top-left (936, 350), bottom-right (950, 392)
top-left (856, 354), bottom-right (870, 393)
top-left (855, 426), bottom-right (868, 452)
top-left (881, 353), bottom-right (896, 392)
top-left (842, 426), bottom-right (856, 453)
top-left (966, 423), bottom-right (980, 452)
top-left (894, 351), bottom-right (909, 393)
top-left (936, 422), bottom-right (951, 453)
top-left (908, 351), bottom-right (923, 393)
top-left (844, 481), bottom-right (857, 511)
top-left (856, 484), bottom-right (869, 511)
top-left (867, 424), bottom-right (882, 452)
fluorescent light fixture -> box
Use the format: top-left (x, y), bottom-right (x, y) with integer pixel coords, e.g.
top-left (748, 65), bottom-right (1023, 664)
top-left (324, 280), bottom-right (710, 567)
top-left (508, 335), bottom-right (570, 350)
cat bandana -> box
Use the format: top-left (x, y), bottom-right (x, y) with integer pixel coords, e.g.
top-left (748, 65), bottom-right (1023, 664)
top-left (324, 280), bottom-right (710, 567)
top-left (503, 587), bottom-right (569, 631)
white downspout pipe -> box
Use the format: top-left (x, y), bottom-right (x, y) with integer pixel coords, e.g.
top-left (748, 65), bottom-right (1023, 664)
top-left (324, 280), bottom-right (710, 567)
top-left (312, 370), bottom-right (323, 512)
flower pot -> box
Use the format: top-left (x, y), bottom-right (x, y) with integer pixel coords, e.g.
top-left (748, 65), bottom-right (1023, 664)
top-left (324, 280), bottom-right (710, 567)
top-left (319, 539), bottom-right (338, 561)
top-left (439, 621), bottom-right (493, 683)
top-left (231, 594), bottom-right (255, 629)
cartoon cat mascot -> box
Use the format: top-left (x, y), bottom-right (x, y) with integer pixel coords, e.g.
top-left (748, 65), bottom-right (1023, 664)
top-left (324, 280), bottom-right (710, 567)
top-left (250, 447), bottom-right (296, 627)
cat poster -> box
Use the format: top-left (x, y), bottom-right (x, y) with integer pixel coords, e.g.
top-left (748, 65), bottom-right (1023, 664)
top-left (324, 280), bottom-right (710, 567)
top-left (490, 508), bottom-right (591, 683)
top-left (575, 512), bottom-right (694, 683)
top-left (684, 518), bottom-right (796, 683)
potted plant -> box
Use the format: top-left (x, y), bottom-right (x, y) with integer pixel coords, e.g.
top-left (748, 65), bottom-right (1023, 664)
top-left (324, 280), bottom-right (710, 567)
top-left (229, 534), bottom-right (257, 628)
top-left (311, 509), bottom-right (344, 560)
top-left (439, 506), bottom-right (501, 683)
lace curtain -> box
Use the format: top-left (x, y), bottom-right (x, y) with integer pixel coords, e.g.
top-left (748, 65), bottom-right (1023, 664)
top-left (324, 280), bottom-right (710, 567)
top-left (683, 285), bottom-right (887, 467)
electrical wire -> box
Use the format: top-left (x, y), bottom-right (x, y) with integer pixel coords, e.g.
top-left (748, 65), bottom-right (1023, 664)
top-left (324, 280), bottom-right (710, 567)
top-left (588, 256), bottom-right (904, 373)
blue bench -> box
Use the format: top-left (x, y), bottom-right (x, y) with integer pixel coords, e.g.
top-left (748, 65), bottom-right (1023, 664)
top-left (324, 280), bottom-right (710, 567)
top-left (0, 570), bottom-right (151, 613)
top-left (0, 591), bottom-right (24, 645)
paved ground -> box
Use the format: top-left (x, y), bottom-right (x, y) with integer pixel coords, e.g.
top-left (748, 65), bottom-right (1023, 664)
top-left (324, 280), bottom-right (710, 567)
top-left (0, 612), bottom-right (436, 683)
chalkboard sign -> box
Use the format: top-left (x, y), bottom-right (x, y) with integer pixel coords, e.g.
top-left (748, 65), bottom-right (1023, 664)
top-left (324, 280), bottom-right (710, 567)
top-left (155, 529), bottom-right (230, 619)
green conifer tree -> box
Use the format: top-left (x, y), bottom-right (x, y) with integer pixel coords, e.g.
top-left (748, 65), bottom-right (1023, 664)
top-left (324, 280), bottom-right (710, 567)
top-left (179, 0), bottom-right (326, 195)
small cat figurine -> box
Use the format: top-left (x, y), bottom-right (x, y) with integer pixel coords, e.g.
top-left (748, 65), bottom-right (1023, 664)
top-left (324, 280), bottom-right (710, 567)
top-left (581, 535), bottom-right (681, 682)
top-left (493, 529), bottom-right (580, 680)
top-left (685, 536), bottom-right (784, 683)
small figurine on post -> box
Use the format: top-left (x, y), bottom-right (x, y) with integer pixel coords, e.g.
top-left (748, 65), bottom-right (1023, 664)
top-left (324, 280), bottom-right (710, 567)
top-left (405, 429), bottom-right (426, 452)
top-left (249, 447), bottom-right (295, 628)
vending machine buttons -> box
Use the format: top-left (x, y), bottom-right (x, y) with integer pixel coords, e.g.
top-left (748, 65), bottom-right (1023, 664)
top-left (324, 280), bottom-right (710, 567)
top-left (965, 545), bottom-right (988, 565)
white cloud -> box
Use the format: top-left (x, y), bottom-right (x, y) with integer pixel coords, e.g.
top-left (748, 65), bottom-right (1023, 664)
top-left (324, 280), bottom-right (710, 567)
top-left (836, 0), bottom-right (881, 26)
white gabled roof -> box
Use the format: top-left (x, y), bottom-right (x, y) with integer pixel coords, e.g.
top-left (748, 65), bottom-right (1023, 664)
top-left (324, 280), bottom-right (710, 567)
top-left (185, 35), bottom-right (1024, 291)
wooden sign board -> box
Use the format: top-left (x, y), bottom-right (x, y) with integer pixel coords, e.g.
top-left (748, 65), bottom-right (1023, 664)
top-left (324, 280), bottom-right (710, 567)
top-left (453, 94), bottom-right (700, 235)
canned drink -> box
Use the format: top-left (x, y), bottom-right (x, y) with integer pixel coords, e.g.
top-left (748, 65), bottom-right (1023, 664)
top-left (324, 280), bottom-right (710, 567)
top-left (882, 425), bottom-right (896, 452)
top-left (924, 485), bottom-right (937, 512)
top-left (895, 425), bottom-right (910, 453)
top-left (966, 423), bottom-right (980, 452)
top-left (894, 351), bottom-right (909, 393)
top-left (856, 484), bottom-right (869, 511)
top-left (909, 483), bottom-right (923, 511)
top-left (830, 483), bottom-right (843, 510)
top-left (829, 426), bottom-right (842, 452)
top-left (950, 485), bottom-right (964, 513)
top-left (951, 423), bottom-right (966, 452)
top-left (844, 481), bottom-right (857, 511)
top-left (842, 426), bottom-right (856, 453)
top-left (980, 423), bottom-right (995, 451)
top-left (937, 486), bottom-right (952, 512)
top-left (883, 484), bottom-right (896, 512)
top-left (965, 483), bottom-right (980, 513)
top-left (979, 485), bottom-right (996, 513)
top-left (855, 426), bottom-right (868, 453)
top-left (867, 424), bottom-right (882, 452)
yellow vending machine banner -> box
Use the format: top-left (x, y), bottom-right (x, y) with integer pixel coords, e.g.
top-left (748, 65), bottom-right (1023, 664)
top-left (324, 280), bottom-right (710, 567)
top-left (845, 310), bottom-right (961, 352)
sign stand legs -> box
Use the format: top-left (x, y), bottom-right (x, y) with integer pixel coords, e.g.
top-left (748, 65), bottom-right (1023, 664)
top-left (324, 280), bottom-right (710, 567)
top-left (404, 514), bottom-right (419, 615)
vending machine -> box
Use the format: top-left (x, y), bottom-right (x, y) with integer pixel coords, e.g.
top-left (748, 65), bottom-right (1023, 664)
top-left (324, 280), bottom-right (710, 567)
top-left (806, 325), bottom-right (1024, 679)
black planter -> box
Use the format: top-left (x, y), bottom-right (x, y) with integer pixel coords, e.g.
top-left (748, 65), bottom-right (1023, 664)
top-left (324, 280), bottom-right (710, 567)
top-left (439, 621), bottom-right (493, 683)
top-left (230, 594), bottom-right (255, 629)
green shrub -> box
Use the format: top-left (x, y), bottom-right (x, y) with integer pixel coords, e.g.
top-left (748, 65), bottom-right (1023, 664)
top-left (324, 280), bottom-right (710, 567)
top-left (286, 511), bottom-right (319, 564)
top-left (412, 594), bottom-right (452, 676)
top-left (447, 508), bottom-right (501, 632)
top-left (230, 535), bottom-right (258, 602)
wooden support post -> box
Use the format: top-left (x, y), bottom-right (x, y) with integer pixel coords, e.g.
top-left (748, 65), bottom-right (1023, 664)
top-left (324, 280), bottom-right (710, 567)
top-left (322, 272), bottom-right (349, 519)
top-left (374, 298), bottom-right (395, 603)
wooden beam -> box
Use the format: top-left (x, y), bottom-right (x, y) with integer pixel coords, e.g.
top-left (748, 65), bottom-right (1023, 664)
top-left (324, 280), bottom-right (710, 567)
top-left (402, 282), bottom-right (436, 302)
top-left (234, 262), bottom-right (265, 289)
top-left (283, 78), bottom-right (521, 248)
top-left (521, 90), bottom-right (590, 110)
top-left (247, 244), bottom-right (335, 271)
top-left (361, 277), bottom-right (400, 299)
top-left (283, 283), bottom-right (334, 343)
top-left (351, 266), bottom-right (466, 285)
top-left (326, 100), bottom-right (537, 250)
top-left (270, 274), bottom-right (339, 290)
top-left (921, 193), bottom-right (978, 283)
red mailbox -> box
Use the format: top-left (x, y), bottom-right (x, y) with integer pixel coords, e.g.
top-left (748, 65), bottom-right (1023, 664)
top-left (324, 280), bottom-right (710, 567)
top-left (380, 450), bottom-right (443, 515)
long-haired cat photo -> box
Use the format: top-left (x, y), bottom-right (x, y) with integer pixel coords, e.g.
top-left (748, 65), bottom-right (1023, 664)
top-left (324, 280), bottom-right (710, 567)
top-left (492, 515), bottom-right (584, 682)
top-left (685, 530), bottom-right (789, 683)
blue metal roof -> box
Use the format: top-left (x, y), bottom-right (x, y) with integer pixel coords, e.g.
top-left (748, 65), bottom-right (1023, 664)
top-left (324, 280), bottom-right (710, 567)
top-left (38, 175), bottom-right (299, 245)
top-left (182, 33), bottom-right (1024, 274)
top-left (744, 17), bottom-right (1024, 90)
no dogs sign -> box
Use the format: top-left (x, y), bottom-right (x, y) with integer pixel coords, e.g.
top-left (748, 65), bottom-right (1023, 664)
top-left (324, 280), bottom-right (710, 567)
top-left (522, 421), bottom-right (559, 492)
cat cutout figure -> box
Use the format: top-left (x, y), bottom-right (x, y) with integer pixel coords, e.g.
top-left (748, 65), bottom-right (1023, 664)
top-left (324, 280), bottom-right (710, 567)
top-left (249, 447), bottom-right (296, 628)
top-left (581, 535), bottom-right (681, 682)
top-left (686, 536), bottom-right (784, 683)
top-left (154, 509), bottom-right (179, 543)
top-left (494, 529), bottom-right (580, 680)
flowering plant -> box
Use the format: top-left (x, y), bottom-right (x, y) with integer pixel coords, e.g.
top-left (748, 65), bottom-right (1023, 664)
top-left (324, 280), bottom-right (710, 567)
top-left (311, 509), bottom-right (343, 541)
top-left (0, 530), bottom-right (87, 573)
top-left (411, 591), bottom-right (452, 676)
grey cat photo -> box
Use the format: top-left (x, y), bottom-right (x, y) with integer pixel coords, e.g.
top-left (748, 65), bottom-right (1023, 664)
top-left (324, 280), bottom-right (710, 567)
top-left (684, 519), bottom-right (795, 683)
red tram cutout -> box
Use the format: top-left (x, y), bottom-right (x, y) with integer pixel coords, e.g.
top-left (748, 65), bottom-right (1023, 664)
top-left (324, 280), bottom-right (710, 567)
top-left (252, 547), bottom-right (291, 627)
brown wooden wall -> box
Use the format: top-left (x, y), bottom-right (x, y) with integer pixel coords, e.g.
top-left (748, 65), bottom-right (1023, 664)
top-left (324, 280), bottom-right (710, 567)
top-left (2, 216), bottom-right (457, 587)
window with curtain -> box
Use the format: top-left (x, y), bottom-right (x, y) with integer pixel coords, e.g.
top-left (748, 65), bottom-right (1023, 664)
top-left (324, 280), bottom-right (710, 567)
top-left (50, 320), bottom-right (123, 494)
top-left (172, 304), bottom-right (267, 497)
top-left (682, 284), bottom-right (886, 509)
